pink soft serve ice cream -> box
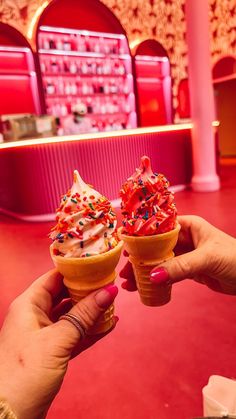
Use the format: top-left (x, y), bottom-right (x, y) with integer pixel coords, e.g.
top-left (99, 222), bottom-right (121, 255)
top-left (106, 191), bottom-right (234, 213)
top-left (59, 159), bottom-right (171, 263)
top-left (120, 156), bottom-right (177, 236)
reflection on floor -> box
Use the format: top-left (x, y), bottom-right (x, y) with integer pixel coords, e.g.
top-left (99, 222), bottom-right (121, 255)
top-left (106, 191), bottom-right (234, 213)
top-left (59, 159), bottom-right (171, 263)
top-left (1, 163), bottom-right (236, 419)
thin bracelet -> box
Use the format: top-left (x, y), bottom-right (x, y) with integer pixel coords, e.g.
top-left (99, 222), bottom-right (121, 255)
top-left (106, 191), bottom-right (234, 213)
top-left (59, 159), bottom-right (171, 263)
top-left (0, 400), bottom-right (17, 419)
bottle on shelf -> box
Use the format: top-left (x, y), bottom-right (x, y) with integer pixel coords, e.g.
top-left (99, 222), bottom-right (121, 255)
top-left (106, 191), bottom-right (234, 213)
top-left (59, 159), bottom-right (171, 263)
top-left (51, 59), bottom-right (58, 73)
top-left (43, 35), bottom-right (50, 50)
top-left (63, 59), bottom-right (70, 73)
top-left (49, 35), bottom-right (56, 50)
top-left (56, 36), bottom-right (63, 51)
top-left (57, 78), bottom-right (64, 95)
top-left (77, 35), bottom-right (86, 52)
top-left (69, 60), bottom-right (77, 74)
top-left (46, 80), bottom-right (55, 95)
top-left (63, 36), bottom-right (71, 51)
top-left (40, 58), bottom-right (47, 73)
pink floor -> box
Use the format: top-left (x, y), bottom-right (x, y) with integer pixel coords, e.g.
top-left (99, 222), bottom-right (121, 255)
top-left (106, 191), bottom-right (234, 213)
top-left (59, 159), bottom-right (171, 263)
top-left (1, 163), bottom-right (236, 419)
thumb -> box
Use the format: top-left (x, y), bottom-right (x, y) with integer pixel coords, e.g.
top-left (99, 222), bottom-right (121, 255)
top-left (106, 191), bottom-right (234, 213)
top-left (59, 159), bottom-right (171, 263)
top-left (150, 249), bottom-right (204, 284)
top-left (52, 285), bottom-right (118, 349)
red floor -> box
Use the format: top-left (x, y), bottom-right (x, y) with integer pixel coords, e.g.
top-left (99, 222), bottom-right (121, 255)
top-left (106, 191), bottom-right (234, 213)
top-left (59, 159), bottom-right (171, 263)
top-left (1, 164), bottom-right (236, 419)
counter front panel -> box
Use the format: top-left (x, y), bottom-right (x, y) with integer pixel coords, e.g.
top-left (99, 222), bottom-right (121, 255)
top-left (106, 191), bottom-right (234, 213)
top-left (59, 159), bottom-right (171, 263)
top-left (0, 125), bottom-right (192, 220)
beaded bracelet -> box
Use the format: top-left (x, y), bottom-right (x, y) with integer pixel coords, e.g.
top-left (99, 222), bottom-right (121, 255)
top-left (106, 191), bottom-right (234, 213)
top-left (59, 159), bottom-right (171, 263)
top-left (0, 400), bottom-right (17, 419)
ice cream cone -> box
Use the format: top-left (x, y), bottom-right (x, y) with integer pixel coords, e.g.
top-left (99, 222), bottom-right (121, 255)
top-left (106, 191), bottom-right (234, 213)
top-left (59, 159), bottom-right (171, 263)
top-left (119, 224), bottom-right (180, 306)
top-left (50, 240), bottom-right (123, 334)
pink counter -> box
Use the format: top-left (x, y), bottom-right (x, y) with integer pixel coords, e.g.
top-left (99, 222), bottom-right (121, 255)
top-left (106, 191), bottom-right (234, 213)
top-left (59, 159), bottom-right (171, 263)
top-left (0, 124), bottom-right (192, 221)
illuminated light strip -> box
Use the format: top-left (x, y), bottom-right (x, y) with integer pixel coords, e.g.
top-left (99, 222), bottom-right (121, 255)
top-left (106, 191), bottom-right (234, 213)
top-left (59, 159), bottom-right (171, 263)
top-left (0, 124), bottom-right (193, 150)
top-left (0, 122), bottom-right (220, 151)
top-left (38, 49), bottom-right (131, 60)
top-left (39, 26), bottom-right (126, 40)
top-left (27, 1), bottom-right (50, 40)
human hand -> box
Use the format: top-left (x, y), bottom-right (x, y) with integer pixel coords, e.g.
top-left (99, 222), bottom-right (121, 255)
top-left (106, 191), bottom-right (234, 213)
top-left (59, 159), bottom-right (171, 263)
top-left (150, 215), bottom-right (236, 295)
top-left (0, 270), bottom-right (118, 419)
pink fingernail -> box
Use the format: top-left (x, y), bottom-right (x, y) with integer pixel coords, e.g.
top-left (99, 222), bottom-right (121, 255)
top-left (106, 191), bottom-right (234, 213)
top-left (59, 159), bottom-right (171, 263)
top-left (95, 285), bottom-right (118, 308)
top-left (150, 267), bottom-right (169, 284)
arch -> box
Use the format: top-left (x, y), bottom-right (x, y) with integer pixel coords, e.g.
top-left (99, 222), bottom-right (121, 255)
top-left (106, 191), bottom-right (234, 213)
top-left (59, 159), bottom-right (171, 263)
top-left (36, 0), bottom-right (127, 36)
top-left (134, 39), bottom-right (169, 58)
top-left (0, 22), bottom-right (33, 49)
top-left (133, 38), bottom-right (172, 127)
top-left (213, 56), bottom-right (236, 80)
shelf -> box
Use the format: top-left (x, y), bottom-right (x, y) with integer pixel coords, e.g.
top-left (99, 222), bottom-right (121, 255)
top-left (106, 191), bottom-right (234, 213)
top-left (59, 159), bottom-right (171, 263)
top-left (51, 112), bottom-right (129, 118)
top-left (45, 92), bottom-right (130, 98)
top-left (41, 72), bottom-right (130, 78)
top-left (38, 26), bottom-right (137, 130)
top-left (38, 49), bottom-right (131, 60)
top-left (39, 25), bottom-right (126, 40)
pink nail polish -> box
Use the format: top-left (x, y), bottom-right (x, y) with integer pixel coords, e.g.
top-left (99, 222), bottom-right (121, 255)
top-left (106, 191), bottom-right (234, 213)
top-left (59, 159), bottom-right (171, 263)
top-left (95, 285), bottom-right (118, 308)
top-left (104, 284), bottom-right (119, 298)
top-left (150, 267), bottom-right (169, 284)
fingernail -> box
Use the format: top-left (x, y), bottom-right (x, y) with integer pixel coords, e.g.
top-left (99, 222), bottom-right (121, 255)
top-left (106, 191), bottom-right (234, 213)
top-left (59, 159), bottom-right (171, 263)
top-left (150, 267), bottom-right (169, 284)
top-left (123, 249), bottom-right (129, 257)
top-left (95, 285), bottom-right (118, 309)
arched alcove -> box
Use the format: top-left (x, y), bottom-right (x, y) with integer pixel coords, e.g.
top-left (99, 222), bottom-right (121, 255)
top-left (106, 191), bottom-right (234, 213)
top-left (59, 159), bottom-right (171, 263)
top-left (134, 39), bottom-right (172, 127)
top-left (135, 39), bottom-right (168, 58)
top-left (213, 56), bottom-right (236, 156)
top-left (37, 0), bottom-right (126, 36)
top-left (213, 56), bottom-right (236, 81)
top-left (35, 0), bottom-right (137, 132)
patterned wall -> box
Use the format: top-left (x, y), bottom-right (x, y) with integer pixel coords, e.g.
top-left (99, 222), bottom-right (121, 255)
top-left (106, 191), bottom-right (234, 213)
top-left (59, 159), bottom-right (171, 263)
top-left (0, 0), bottom-right (235, 114)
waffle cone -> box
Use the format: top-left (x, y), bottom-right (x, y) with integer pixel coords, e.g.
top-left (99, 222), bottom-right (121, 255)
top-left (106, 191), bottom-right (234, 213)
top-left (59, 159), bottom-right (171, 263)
top-left (119, 224), bottom-right (180, 306)
top-left (50, 240), bottom-right (123, 334)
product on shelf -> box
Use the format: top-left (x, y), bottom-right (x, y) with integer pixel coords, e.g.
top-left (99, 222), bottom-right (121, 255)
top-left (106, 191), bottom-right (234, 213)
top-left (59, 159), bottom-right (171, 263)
top-left (38, 26), bottom-right (137, 133)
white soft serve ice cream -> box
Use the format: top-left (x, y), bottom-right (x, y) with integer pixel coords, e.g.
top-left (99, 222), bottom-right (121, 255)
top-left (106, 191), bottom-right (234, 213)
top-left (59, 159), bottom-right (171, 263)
top-left (50, 170), bottom-right (119, 257)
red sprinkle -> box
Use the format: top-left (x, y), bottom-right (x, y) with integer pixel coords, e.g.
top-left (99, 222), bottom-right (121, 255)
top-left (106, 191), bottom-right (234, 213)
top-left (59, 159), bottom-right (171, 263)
top-left (64, 206), bottom-right (72, 213)
top-left (53, 249), bottom-right (60, 255)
